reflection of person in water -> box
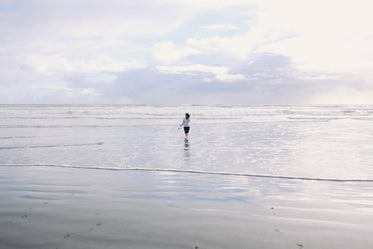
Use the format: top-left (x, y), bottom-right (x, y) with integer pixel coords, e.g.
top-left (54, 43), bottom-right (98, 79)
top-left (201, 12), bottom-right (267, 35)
top-left (179, 113), bottom-right (191, 139)
top-left (184, 138), bottom-right (190, 151)
top-left (184, 138), bottom-right (190, 161)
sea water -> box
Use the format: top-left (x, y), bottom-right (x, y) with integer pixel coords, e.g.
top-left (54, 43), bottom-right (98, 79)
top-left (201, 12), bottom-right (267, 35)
top-left (1, 105), bottom-right (373, 181)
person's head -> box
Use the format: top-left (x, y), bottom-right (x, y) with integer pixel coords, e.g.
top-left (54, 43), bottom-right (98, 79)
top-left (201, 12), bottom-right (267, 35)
top-left (185, 113), bottom-right (190, 119)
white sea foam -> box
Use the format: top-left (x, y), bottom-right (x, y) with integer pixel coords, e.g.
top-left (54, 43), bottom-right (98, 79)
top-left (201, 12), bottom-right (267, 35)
top-left (1, 105), bottom-right (373, 180)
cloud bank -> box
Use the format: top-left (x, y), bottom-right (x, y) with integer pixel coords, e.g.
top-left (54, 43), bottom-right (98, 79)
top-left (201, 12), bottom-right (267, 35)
top-left (1, 0), bottom-right (373, 104)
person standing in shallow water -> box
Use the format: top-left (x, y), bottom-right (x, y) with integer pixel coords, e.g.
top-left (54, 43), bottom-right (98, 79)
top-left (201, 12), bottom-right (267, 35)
top-left (179, 113), bottom-right (191, 138)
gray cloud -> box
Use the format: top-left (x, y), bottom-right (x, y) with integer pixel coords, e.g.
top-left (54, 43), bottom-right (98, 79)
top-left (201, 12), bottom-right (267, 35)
top-left (70, 53), bottom-right (322, 104)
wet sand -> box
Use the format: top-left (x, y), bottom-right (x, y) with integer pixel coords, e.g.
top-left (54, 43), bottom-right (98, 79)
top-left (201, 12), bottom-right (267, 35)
top-left (0, 165), bottom-right (373, 249)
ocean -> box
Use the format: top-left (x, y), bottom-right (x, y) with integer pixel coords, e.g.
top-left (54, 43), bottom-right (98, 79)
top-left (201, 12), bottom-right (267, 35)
top-left (1, 104), bottom-right (373, 181)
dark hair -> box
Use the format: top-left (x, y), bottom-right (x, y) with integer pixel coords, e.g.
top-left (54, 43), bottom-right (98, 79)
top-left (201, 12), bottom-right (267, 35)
top-left (185, 113), bottom-right (190, 119)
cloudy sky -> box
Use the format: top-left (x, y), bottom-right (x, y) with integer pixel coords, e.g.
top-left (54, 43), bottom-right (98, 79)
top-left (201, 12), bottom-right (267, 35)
top-left (1, 0), bottom-right (373, 104)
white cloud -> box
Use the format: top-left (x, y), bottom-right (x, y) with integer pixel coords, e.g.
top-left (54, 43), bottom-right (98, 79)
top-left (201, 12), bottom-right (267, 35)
top-left (5, 1), bottom-right (190, 40)
top-left (27, 54), bottom-right (144, 76)
top-left (152, 35), bottom-right (255, 64)
top-left (200, 24), bottom-right (239, 31)
top-left (153, 22), bottom-right (295, 65)
top-left (0, 0), bottom-right (192, 80)
top-left (152, 41), bottom-right (200, 64)
top-left (158, 0), bottom-right (252, 9)
top-left (252, 0), bottom-right (373, 74)
top-left (157, 64), bottom-right (246, 82)
top-left (86, 74), bottom-right (118, 83)
top-left (186, 36), bottom-right (252, 60)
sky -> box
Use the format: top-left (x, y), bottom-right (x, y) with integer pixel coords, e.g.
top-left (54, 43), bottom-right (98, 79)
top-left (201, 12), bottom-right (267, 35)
top-left (1, 0), bottom-right (373, 105)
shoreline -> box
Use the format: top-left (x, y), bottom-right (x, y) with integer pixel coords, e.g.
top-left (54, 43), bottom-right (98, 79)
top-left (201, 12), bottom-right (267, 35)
top-left (3, 164), bottom-right (372, 183)
top-left (1, 165), bottom-right (373, 249)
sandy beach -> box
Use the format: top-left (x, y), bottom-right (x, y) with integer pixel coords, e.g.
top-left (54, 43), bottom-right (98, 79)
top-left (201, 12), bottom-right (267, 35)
top-left (1, 165), bottom-right (373, 249)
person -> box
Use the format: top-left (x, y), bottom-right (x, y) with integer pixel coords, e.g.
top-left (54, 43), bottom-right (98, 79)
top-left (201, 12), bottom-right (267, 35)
top-left (179, 113), bottom-right (191, 138)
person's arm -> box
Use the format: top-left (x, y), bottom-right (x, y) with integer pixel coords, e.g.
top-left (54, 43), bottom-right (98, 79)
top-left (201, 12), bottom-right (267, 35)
top-left (180, 118), bottom-right (185, 127)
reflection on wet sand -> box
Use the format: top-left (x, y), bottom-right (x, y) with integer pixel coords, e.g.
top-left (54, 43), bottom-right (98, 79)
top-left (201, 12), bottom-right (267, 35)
top-left (1, 166), bottom-right (373, 249)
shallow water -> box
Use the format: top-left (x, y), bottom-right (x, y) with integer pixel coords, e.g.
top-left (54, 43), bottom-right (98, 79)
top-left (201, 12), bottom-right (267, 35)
top-left (1, 105), bottom-right (373, 180)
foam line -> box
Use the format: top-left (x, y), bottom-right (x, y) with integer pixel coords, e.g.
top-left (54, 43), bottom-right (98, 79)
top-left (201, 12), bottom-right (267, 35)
top-left (1, 164), bottom-right (373, 183)
top-left (0, 142), bottom-right (103, 150)
top-left (0, 135), bottom-right (64, 140)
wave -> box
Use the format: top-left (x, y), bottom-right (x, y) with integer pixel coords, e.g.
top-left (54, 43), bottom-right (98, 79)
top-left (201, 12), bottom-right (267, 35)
top-left (1, 164), bottom-right (372, 183)
top-left (0, 136), bottom-right (36, 140)
top-left (0, 124), bottom-right (155, 128)
top-left (0, 142), bottom-right (103, 150)
top-left (0, 135), bottom-right (64, 140)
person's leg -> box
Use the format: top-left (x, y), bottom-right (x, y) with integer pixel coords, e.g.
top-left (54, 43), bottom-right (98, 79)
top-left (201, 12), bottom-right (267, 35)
top-left (184, 127), bottom-right (190, 138)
